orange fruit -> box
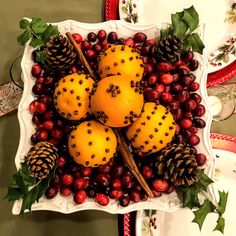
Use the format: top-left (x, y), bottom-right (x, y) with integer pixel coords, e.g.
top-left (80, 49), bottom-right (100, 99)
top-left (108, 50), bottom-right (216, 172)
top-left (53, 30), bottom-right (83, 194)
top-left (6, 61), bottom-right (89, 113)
top-left (98, 45), bottom-right (144, 81)
top-left (91, 75), bottom-right (144, 127)
top-left (53, 73), bottom-right (95, 120)
top-left (126, 102), bottom-right (176, 154)
top-left (68, 120), bottom-right (117, 167)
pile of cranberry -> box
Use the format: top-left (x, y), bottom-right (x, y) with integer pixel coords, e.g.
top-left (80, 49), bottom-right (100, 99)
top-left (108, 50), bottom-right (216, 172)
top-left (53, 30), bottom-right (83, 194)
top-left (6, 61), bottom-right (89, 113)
top-left (28, 30), bottom-right (207, 207)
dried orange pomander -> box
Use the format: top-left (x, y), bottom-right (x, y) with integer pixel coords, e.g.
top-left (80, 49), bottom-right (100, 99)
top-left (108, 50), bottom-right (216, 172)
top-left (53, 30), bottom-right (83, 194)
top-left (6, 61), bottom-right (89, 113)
top-left (53, 73), bottom-right (95, 120)
top-left (126, 102), bottom-right (176, 154)
top-left (98, 45), bottom-right (144, 81)
top-left (91, 75), bottom-right (144, 127)
top-left (68, 121), bottom-right (117, 167)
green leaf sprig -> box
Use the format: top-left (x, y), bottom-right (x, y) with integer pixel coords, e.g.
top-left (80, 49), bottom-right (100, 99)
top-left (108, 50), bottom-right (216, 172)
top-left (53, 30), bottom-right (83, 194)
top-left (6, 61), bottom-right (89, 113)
top-left (4, 162), bottom-right (57, 215)
top-left (176, 169), bottom-right (228, 234)
top-left (160, 6), bottom-right (205, 54)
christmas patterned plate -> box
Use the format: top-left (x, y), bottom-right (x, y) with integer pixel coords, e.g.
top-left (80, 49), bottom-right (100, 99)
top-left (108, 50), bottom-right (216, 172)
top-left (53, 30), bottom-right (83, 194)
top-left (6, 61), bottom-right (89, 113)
top-left (118, 0), bottom-right (236, 74)
top-left (135, 147), bottom-right (236, 236)
top-left (12, 20), bottom-right (215, 215)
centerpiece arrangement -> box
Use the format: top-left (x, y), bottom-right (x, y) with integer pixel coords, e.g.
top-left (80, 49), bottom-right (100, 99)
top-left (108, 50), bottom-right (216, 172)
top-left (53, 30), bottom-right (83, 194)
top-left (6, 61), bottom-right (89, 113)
top-left (5, 6), bottom-right (228, 233)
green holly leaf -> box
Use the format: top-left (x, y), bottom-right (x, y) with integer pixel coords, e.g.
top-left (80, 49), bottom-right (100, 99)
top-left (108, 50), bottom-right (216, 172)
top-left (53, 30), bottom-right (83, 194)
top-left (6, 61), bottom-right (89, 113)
top-left (42, 24), bottom-right (59, 43)
top-left (35, 50), bottom-right (46, 65)
top-left (4, 187), bottom-right (23, 201)
top-left (197, 169), bottom-right (214, 191)
top-left (19, 19), bottom-right (30, 29)
top-left (171, 12), bottom-right (188, 38)
top-left (30, 38), bottom-right (44, 48)
top-left (17, 29), bottom-right (32, 45)
top-left (182, 6), bottom-right (199, 32)
top-left (31, 17), bottom-right (48, 34)
top-left (186, 33), bottom-right (205, 54)
top-left (13, 173), bottom-right (28, 195)
top-left (192, 199), bottom-right (216, 230)
top-left (217, 191), bottom-right (228, 215)
top-left (214, 216), bottom-right (225, 234)
top-left (160, 27), bottom-right (172, 39)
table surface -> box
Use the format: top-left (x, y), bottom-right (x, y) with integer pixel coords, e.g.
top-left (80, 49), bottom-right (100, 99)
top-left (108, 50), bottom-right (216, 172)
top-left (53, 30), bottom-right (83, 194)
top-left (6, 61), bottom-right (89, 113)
top-left (0, 1), bottom-right (235, 236)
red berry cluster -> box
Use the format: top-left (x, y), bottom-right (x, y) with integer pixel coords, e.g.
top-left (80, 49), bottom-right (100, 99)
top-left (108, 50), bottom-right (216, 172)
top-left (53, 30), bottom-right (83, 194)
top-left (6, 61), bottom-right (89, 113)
top-left (29, 29), bottom-right (207, 207)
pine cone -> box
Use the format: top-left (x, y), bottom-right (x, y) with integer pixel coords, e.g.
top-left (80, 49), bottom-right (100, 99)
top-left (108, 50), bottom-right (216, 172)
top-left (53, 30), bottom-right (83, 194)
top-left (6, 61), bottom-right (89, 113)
top-left (45, 35), bottom-right (76, 70)
top-left (155, 143), bottom-right (198, 186)
top-left (25, 141), bottom-right (58, 180)
top-left (155, 35), bottom-right (182, 62)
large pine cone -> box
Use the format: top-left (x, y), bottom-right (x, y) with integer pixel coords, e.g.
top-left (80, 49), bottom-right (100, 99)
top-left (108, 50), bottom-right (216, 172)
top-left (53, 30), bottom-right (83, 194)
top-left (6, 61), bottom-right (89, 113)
top-left (25, 141), bottom-right (58, 180)
top-left (155, 143), bottom-right (199, 186)
top-left (155, 35), bottom-right (182, 62)
top-left (45, 35), bottom-right (76, 70)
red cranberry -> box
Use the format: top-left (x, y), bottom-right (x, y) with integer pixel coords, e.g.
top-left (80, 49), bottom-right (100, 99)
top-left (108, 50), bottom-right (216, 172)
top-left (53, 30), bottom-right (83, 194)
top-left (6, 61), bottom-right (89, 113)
top-left (43, 110), bottom-right (54, 120)
top-left (183, 111), bottom-right (193, 119)
top-left (97, 162), bottom-right (112, 173)
top-left (172, 73), bottom-right (180, 82)
top-left (130, 190), bottom-right (141, 203)
top-left (193, 118), bottom-right (206, 128)
top-left (190, 146), bottom-right (197, 155)
top-left (184, 99), bottom-right (197, 111)
top-left (161, 92), bottom-right (173, 103)
top-left (81, 40), bottom-right (92, 50)
top-left (188, 134), bottom-right (200, 146)
top-left (45, 186), bottom-right (58, 199)
top-left (124, 37), bottom-right (135, 47)
top-left (109, 189), bottom-right (124, 200)
top-left (146, 38), bottom-right (156, 46)
top-left (144, 89), bottom-right (160, 102)
top-left (181, 75), bottom-right (194, 86)
top-left (37, 130), bottom-right (49, 141)
top-left (87, 32), bottom-right (97, 42)
top-left (97, 30), bottom-right (107, 41)
top-left (148, 74), bottom-right (158, 85)
top-left (152, 179), bottom-right (169, 192)
top-left (44, 76), bottom-right (55, 86)
top-left (79, 167), bottom-right (92, 177)
top-left (177, 90), bottom-right (190, 103)
top-left (101, 39), bottom-right (109, 49)
top-left (164, 185), bottom-right (175, 194)
top-left (62, 174), bottom-right (74, 186)
top-left (74, 177), bottom-right (87, 190)
top-left (181, 129), bottom-right (192, 139)
top-left (189, 59), bottom-right (199, 71)
top-left (87, 188), bottom-right (97, 198)
top-left (29, 100), bottom-right (39, 113)
top-left (175, 124), bottom-right (181, 134)
top-left (190, 82), bottom-right (200, 91)
top-left (36, 76), bottom-right (44, 84)
top-left (188, 126), bottom-right (198, 134)
top-left (112, 165), bottom-right (125, 178)
top-left (31, 64), bottom-right (42, 78)
top-left (92, 43), bottom-right (103, 53)
top-left (107, 32), bottom-right (118, 43)
top-left (169, 100), bottom-right (180, 111)
top-left (50, 174), bottom-right (61, 187)
top-left (178, 65), bottom-right (190, 75)
top-left (111, 179), bottom-right (122, 189)
top-left (43, 120), bottom-right (54, 130)
top-left (96, 193), bottom-right (109, 206)
top-left (60, 186), bottom-right (72, 197)
top-left (196, 153), bottom-right (207, 166)
top-left (74, 190), bottom-right (87, 204)
top-left (84, 49), bottom-right (97, 60)
top-left (144, 64), bottom-right (154, 74)
top-left (36, 102), bottom-right (47, 114)
top-left (179, 118), bottom-right (192, 129)
top-left (176, 134), bottom-right (184, 144)
top-left (72, 33), bottom-right (83, 43)
top-left (57, 156), bottom-right (67, 168)
top-left (151, 189), bottom-right (162, 197)
top-left (160, 74), bottom-right (174, 85)
top-left (32, 83), bottom-right (44, 95)
top-left (190, 93), bottom-right (202, 104)
top-left (134, 32), bottom-right (147, 43)
top-left (141, 193), bottom-right (148, 201)
top-left (51, 128), bottom-right (63, 140)
top-left (119, 196), bottom-right (130, 207)
top-left (142, 165), bottom-right (153, 179)
top-left (154, 83), bottom-right (165, 93)
top-left (171, 83), bottom-right (182, 92)
top-left (156, 62), bottom-right (173, 72)
top-left (32, 115), bottom-right (41, 125)
top-left (194, 104), bottom-right (206, 117)
top-left (140, 44), bottom-right (152, 56)
top-left (181, 51), bottom-right (194, 64)
top-left (96, 173), bottom-right (111, 187)
top-left (39, 95), bottom-right (53, 105)
top-left (31, 133), bottom-right (38, 143)
top-left (173, 108), bottom-right (183, 121)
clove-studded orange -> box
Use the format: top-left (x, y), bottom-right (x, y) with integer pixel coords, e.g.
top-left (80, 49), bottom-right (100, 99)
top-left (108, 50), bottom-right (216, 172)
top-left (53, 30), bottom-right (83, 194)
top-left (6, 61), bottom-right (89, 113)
top-left (98, 45), bottom-right (144, 81)
top-left (126, 102), bottom-right (176, 154)
top-left (91, 75), bottom-right (144, 127)
top-left (68, 120), bottom-right (117, 167)
top-left (53, 73), bottom-right (95, 120)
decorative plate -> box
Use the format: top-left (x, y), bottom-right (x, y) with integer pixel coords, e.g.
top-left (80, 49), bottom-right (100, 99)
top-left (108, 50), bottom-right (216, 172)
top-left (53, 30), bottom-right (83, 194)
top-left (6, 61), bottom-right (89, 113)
top-left (135, 147), bottom-right (236, 236)
top-left (12, 20), bottom-right (215, 215)
top-left (119, 0), bottom-right (236, 74)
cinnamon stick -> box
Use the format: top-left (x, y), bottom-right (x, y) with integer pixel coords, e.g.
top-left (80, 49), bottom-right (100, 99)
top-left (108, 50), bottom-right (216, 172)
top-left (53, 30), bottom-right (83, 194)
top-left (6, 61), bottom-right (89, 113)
top-left (115, 130), bottom-right (154, 198)
top-left (67, 32), bottom-right (154, 198)
top-left (66, 32), bottom-right (97, 80)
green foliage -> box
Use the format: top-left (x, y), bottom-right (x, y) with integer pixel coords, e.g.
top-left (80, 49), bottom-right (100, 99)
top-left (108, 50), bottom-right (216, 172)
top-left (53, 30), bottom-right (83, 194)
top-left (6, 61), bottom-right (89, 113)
top-left (160, 6), bottom-right (205, 54)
